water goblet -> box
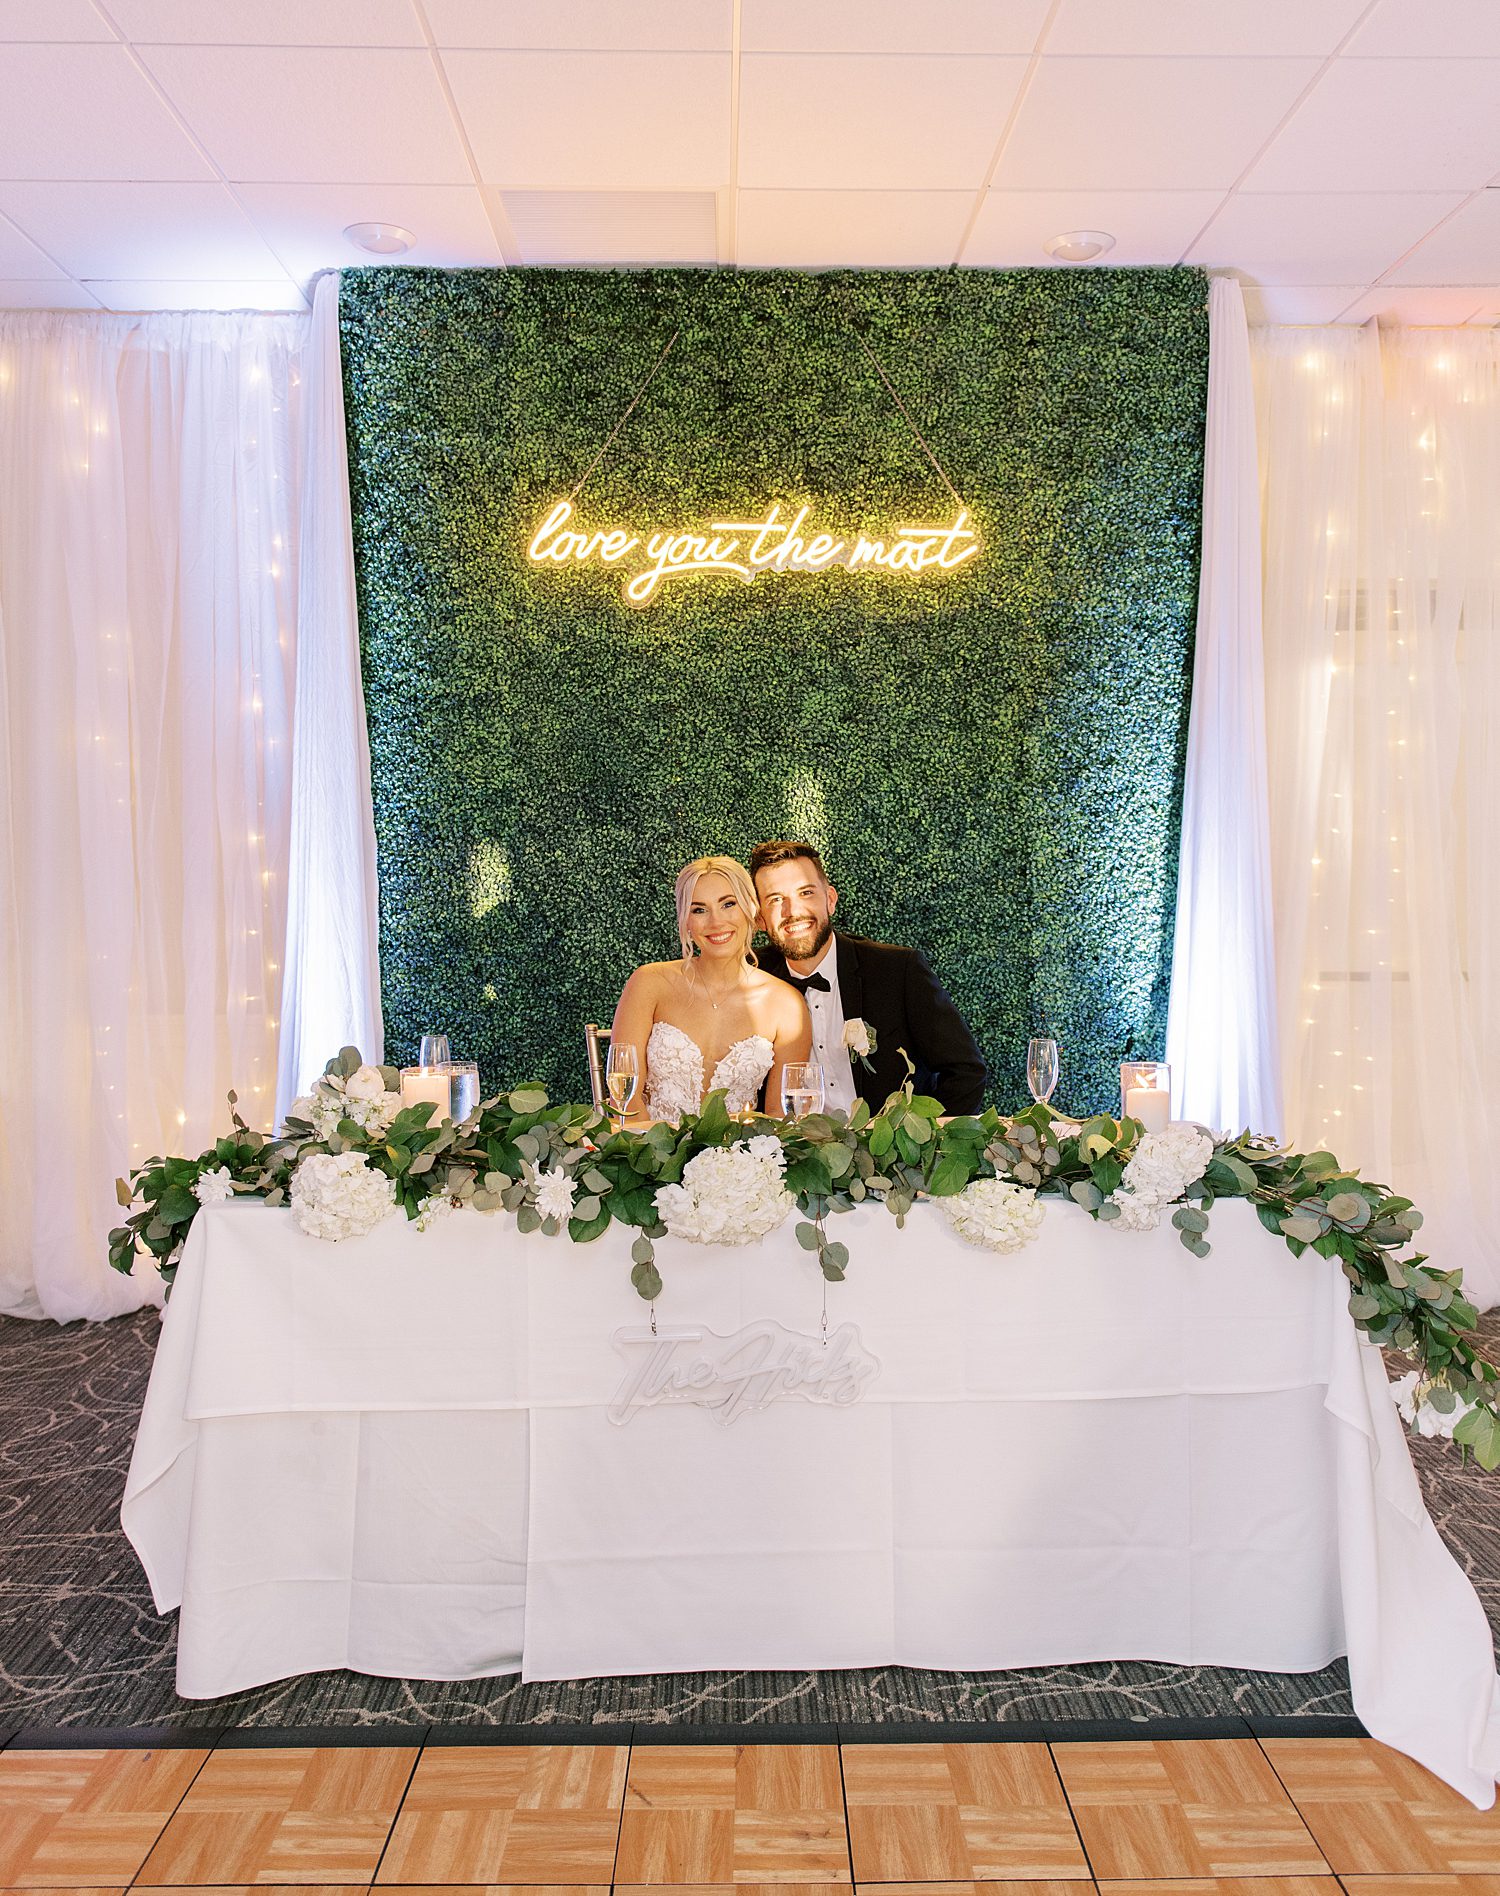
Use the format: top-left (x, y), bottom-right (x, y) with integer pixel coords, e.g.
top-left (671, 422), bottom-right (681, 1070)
top-left (781, 1061), bottom-right (825, 1120)
top-left (418, 1032), bottom-right (451, 1071)
top-left (1027, 1036), bottom-right (1059, 1106)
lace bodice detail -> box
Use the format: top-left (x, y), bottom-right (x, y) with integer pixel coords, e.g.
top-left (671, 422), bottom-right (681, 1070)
top-left (645, 1020), bottom-right (774, 1122)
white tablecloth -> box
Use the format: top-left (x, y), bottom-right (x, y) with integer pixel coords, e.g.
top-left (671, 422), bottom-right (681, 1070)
top-left (122, 1198), bottom-right (1500, 1804)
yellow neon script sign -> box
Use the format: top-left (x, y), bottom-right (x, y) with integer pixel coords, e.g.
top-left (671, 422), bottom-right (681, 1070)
top-left (527, 499), bottom-right (981, 605)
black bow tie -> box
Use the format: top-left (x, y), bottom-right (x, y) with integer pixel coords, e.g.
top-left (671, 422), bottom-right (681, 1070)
top-left (788, 972), bottom-right (831, 995)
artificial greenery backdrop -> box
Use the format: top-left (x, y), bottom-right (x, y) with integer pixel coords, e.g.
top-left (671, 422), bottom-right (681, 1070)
top-left (339, 266), bottom-right (1208, 1109)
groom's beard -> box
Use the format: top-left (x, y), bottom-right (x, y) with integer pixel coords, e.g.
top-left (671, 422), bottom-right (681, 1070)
top-left (766, 913), bottom-right (835, 965)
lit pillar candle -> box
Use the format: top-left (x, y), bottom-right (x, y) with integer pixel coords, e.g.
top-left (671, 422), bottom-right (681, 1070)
top-left (1125, 1084), bottom-right (1171, 1133)
top-left (401, 1066), bottom-right (450, 1123)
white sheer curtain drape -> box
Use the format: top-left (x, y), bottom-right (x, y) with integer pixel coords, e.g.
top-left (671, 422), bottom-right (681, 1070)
top-left (1252, 324), bottom-right (1500, 1309)
top-left (276, 274), bottom-right (383, 1122)
top-left (0, 312), bottom-right (304, 1321)
top-left (1167, 277), bottom-right (1283, 1136)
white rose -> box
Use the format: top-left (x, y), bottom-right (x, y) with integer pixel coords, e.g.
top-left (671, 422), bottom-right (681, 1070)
top-left (289, 1150), bottom-right (396, 1242)
top-left (192, 1166), bottom-right (235, 1206)
top-left (344, 1064), bottom-right (388, 1102)
top-left (532, 1165), bottom-right (577, 1224)
top-left (843, 1018), bottom-right (872, 1057)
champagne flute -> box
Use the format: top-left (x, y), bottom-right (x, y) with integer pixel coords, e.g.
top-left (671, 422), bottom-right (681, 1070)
top-left (1027, 1036), bottom-right (1059, 1106)
top-left (781, 1061), bottom-right (825, 1120)
top-left (605, 1041), bottom-right (640, 1133)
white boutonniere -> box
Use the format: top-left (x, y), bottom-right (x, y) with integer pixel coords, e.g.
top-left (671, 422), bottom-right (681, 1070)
top-left (843, 1018), bottom-right (877, 1071)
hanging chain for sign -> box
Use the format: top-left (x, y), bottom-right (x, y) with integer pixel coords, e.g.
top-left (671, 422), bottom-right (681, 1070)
top-left (528, 303), bottom-right (980, 605)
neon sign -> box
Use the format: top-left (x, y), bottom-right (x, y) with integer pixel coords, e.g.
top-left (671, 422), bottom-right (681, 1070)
top-left (527, 498), bottom-right (980, 605)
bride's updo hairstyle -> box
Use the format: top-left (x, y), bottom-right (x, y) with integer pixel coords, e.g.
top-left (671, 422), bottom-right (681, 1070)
top-left (674, 856), bottom-right (759, 969)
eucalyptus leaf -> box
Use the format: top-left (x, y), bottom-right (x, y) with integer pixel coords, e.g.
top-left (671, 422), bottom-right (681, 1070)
top-left (630, 1258), bottom-right (663, 1301)
top-left (795, 1221), bottom-right (821, 1252)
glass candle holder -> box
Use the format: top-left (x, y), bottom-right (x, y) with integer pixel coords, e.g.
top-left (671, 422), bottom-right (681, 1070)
top-left (1120, 1060), bottom-right (1172, 1132)
top-left (400, 1063), bottom-right (451, 1124)
top-left (447, 1061), bottom-right (480, 1124)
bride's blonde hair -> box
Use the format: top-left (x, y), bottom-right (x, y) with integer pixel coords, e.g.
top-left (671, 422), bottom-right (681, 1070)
top-left (675, 856), bottom-right (759, 969)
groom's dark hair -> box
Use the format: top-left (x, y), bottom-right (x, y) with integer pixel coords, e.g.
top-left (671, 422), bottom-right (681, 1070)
top-left (749, 839), bottom-right (828, 882)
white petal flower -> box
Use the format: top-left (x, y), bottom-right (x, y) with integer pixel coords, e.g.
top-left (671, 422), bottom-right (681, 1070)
top-left (843, 1018), bottom-right (872, 1057)
top-left (289, 1150), bottom-right (397, 1241)
top-left (939, 1177), bottom-right (1044, 1253)
top-left (532, 1166), bottom-right (577, 1224)
top-left (1106, 1188), bottom-right (1162, 1232)
top-left (344, 1064), bottom-right (388, 1102)
top-left (415, 1192), bottom-right (459, 1233)
top-left (286, 1095), bottom-right (318, 1127)
top-left (655, 1142), bottom-right (794, 1246)
top-left (192, 1166), bottom-right (235, 1206)
top-left (746, 1133), bottom-right (786, 1168)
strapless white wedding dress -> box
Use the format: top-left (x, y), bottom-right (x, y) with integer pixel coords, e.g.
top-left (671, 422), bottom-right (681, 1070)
top-left (645, 1020), bottom-right (774, 1122)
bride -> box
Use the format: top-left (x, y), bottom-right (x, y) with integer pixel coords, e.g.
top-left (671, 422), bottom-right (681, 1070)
top-left (612, 856), bottom-right (812, 1122)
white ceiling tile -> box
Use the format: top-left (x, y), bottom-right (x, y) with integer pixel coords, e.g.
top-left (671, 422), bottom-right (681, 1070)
top-left (0, 278), bottom-right (103, 307)
top-left (1238, 282), bottom-right (1366, 322)
top-left (499, 188), bottom-right (716, 262)
top-left (139, 45), bottom-right (471, 184)
top-left (1337, 284), bottom-right (1488, 324)
top-left (444, 50), bottom-right (730, 189)
top-left (739, 54), bottom-right (1026, 190)
top-left (0, 0), bottom-right (110, 39)
top-left (1047, 0), bottom-right (1368, 55)
top-left (106, 0), bottom-right (421, 42)
top-left (1187, 191), bottom-right (1463, 284)
top-left (736, 189), bottom-right (971, 265)
top-left (742, 0), bottom-right (1048, 55)
top-left (0, 208), bottom-right (66, 276)
top-left (996, 57), bottom-right (1318, 191)
top-left (236, 182), bottom-right (502, 279)
top-left (1386, 191), bottom-right (1500, 284)
top-left (964, 189), bottom-right (1223, 266)
top-left (1244, 59), bottom-right (1500, 192)
top-left (0, 181), bottom-right (292, 279)
top-left (1347, 0), bottom-right (1500, 56)
top-left (85, 278), bottom-right (310, 309)
top-left (0, 44), bottom-right (211, 180)
top-left (425, 0), bottom-right (731, 51)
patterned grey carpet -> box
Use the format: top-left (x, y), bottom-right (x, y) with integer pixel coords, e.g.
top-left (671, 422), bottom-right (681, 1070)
top-left (2, 1309), bottom-right (1497, 1734)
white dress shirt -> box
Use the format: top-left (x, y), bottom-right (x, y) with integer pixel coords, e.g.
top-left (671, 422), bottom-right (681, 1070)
top-left (794, 938), bottom-right (858, 1115)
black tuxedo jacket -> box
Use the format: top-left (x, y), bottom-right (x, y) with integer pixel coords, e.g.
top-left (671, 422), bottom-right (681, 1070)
top-left (759, 931), bottom-right (987, 1115)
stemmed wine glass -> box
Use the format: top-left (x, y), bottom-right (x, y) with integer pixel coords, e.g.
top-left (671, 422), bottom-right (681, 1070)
top-left (781, 1061), bottom-right (825, 1120)
top-left (605, 1041), bottom-right (640, 1134)
top-left (1026, 1036), bottom-right (1059, 1107)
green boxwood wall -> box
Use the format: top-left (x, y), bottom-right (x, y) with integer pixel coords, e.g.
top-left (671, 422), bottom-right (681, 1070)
top-left (339, 266), bottom-right (1207, 1112)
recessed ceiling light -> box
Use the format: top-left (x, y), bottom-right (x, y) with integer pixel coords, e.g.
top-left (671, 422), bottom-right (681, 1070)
top-left (1044, 229), bottom-right (1115, 264)
top-left (343, 222), bottom-right (416, 255)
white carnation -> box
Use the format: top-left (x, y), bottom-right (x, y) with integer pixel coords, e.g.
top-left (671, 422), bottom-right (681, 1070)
top-left (532, 1165), bottom-right (577, 1224)
top-left (344, 1064), bottom-right (388, 1102)
top-left (289, 1150), bottom-right (397, 1242)
top-left (939, 1176), bottom-right (1044, 1253)
top-left (656, 1142), bottom-right (794, 1246)
top-left (192, 1166), bottom-right (234, 1206)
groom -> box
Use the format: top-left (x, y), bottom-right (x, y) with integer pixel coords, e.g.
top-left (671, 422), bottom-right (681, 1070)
top-left (750, 839), bottom-right (986, 1116)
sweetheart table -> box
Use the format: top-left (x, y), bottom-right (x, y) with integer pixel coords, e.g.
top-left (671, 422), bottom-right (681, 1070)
top-left (122, 1198), bottom-right (1500, 1804)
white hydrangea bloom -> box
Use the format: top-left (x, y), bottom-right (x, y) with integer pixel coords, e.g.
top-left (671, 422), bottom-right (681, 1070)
top-left (289, 1150), bottom-right (397, 1241)
top-left (287, 1095), bottom-right (318, 1126)
top-left (1122, 1124), bottom-right (1215, 1205)
top-left (192, 1166), bottom-right (234, 1206)
top-left (1390, 1369), bottom-right (1472, 1439)
top-left (656, 1142), bottom-right (795, 1246)
top-left (1106, 1188), bottom-right (1162, 1232)
top-left (745, 1133), bottom-right (786, 1168)
top-left (532, 1165), bottom-right (577, 1224)
top-left (939, 1177), bottom-right (1044, 1253)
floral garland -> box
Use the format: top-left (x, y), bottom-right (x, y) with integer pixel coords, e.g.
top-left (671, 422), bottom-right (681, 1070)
top-left (108, 1046), bottom-right (1500, 1469)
